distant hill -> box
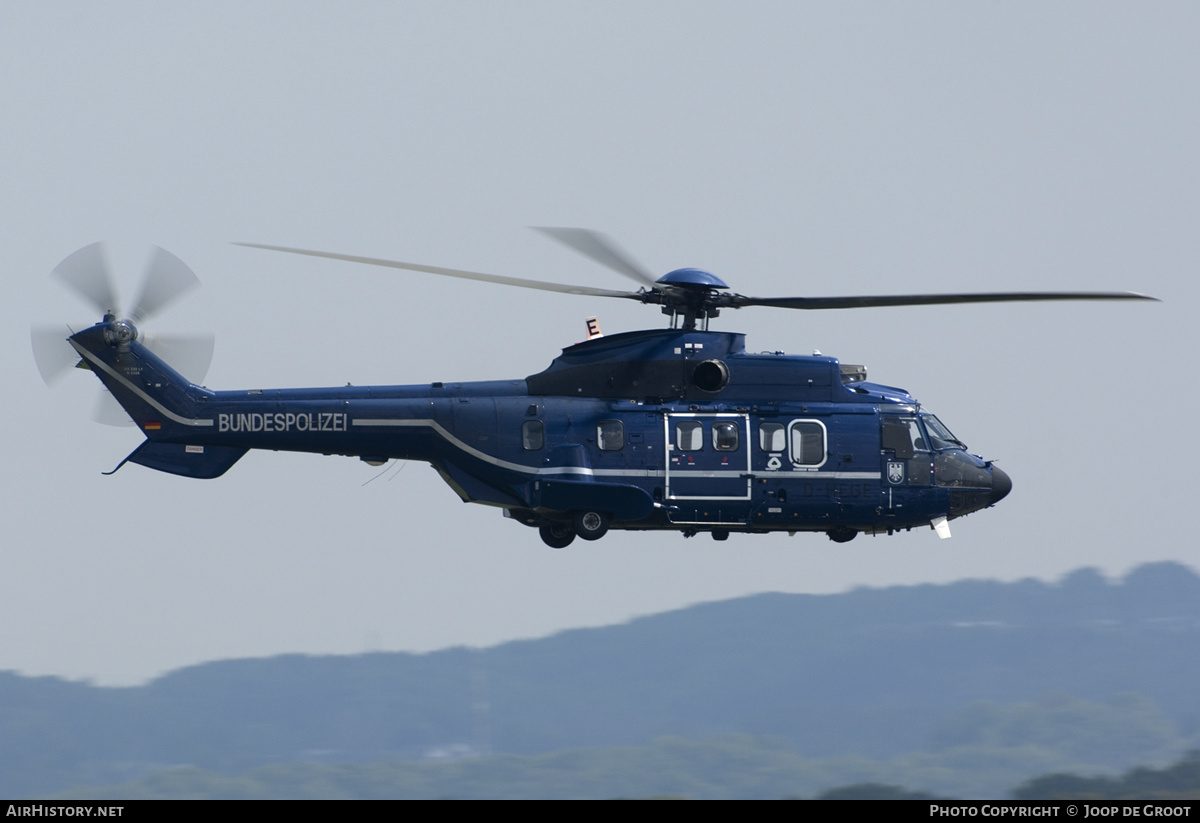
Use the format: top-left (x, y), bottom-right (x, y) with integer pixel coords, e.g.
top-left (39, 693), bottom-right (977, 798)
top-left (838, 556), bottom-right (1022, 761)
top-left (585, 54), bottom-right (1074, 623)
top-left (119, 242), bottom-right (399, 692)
top-left (3, 561), bottom-right (1198, 798)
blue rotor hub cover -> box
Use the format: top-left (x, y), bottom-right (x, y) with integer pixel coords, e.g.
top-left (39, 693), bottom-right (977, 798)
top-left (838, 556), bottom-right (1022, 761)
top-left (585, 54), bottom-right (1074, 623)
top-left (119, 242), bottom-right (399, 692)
top-left (656, 268), bottom-right (729, 289)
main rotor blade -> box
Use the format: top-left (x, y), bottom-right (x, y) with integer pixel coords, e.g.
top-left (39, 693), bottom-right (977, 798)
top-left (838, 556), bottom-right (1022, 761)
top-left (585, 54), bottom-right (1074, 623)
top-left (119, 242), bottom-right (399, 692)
top-left (51, 242), bottom-right (119, 315)
top-left (235, 243), bottom-right (642, 300)
top-left (732, 291), bottom-right (1159, 310)
top-left (129, 246), bottom-right (201, 322)
top-left (531, 227), bottom-right (659, 288)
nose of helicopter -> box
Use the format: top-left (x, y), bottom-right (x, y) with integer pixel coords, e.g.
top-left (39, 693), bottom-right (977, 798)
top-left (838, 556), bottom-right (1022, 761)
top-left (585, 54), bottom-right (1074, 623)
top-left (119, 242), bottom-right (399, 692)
top-left (990, 465), bottom-right (1013, 505)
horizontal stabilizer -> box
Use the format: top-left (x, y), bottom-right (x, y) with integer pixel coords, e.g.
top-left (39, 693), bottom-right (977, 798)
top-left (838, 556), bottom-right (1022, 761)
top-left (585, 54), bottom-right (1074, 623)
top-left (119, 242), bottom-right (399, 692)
top-left (123, 440), bottom-right (248, 479)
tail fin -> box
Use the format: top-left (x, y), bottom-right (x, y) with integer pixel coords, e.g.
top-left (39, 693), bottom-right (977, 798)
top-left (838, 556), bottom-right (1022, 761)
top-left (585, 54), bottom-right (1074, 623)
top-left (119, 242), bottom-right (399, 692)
top-left (69, 322), bottom-right (213, 433)
top-left (70, 321), bottom-right (246, 478)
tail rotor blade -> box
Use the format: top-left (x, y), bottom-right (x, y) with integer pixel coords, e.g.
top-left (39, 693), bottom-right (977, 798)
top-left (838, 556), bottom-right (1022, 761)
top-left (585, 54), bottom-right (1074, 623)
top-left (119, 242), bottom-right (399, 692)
top-left (51, 242), bottom-right (120, 315)
top-left (141, 332), bottom-right (215, 384)
top-left (31, 324), bottom-right (82, 385)
top-left (93, 387), bottom-right (135, 427)
top-left (130, 246), bottom-right (200, 322)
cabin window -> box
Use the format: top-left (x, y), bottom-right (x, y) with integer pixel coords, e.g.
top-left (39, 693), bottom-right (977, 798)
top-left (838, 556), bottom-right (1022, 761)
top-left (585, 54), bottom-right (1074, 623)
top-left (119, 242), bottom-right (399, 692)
top-left (675, 420), bottom-right (703, 451)
top-left (597, 420), bottom-right (624, 451)
top-left (789, 420), bottom-right (826, 467)
top-left (759, 422), bottom-right (785, 452)
top-left (521, 420), bottom-right (544, 450)
top-left (712, 421), bottom-right (739, 452)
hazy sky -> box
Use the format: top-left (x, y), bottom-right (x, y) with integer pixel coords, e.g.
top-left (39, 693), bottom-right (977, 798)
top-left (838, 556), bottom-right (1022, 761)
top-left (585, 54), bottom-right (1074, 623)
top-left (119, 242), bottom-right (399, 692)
top-left (4, 2), bottom-right (1196, 685)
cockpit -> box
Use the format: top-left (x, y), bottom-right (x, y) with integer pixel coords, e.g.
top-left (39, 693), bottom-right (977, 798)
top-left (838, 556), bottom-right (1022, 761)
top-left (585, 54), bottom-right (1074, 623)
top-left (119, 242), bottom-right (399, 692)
top-left (881, 411), bottom-right (1011, 506)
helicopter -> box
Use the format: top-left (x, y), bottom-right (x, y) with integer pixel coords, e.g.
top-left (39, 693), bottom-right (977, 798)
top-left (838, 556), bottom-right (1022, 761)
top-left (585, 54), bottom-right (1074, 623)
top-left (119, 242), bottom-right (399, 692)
top-left (32, 230), bottom-right (1156, 547)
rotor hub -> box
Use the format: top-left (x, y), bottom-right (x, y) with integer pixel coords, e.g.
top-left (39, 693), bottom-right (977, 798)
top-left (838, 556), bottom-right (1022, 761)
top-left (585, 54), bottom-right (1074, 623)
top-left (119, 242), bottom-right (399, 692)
top-left (655, 268), bottom-right (729, 290)
top-left (649, 270), bottom-right (731, 330)
top-left (103, 317), bottom-right (138, 347)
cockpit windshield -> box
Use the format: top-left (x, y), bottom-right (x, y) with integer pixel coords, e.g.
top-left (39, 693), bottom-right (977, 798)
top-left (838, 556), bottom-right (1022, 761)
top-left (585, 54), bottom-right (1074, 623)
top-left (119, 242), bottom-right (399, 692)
top-left (921, 414), bottom-right (967, 450)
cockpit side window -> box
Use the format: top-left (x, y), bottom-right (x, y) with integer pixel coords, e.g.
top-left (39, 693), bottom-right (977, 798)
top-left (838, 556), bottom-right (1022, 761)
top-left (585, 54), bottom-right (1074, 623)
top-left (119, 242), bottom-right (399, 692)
top-left (881, 416), bottom-right (926, 458)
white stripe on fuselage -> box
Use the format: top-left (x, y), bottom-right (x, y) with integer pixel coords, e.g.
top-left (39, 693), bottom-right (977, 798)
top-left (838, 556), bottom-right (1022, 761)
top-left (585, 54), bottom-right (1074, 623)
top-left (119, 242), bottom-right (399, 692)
top-left (352, 417), bottom-right (880, 481)
top-left (71, 342), bottom-right (214, 427)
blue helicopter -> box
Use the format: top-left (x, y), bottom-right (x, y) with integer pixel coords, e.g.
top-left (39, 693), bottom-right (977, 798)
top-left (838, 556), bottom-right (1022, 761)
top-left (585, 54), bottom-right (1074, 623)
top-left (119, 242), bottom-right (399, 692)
top-left (33, 231), bottom-right (1156, 547)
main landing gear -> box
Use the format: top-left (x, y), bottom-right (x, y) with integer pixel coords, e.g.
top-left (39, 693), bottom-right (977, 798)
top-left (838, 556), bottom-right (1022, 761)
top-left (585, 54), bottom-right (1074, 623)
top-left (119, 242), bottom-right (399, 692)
top-left (539, 521), bottom-right (575, 549)
top-left (573, 510), bottom-right (609, 541)
top-left (539, 510), bottom-right (611, 548)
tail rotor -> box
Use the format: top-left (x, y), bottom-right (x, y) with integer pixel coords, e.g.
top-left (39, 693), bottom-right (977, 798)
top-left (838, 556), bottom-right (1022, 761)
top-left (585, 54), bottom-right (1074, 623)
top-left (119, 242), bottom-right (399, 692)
top-left (32, 243), bottom-right (215, 425)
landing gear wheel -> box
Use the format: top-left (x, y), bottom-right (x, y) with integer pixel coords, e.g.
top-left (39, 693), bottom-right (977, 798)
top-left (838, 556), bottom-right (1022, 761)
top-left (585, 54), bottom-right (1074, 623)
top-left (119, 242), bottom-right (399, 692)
top-left (572, 510), bottom-right (610, 541)
top-left (712, 529), bottom-right (730, 541)
top-left (827, 527), bottom-right (858, 544)
top-left (539, 522), bottom-right (576, 549)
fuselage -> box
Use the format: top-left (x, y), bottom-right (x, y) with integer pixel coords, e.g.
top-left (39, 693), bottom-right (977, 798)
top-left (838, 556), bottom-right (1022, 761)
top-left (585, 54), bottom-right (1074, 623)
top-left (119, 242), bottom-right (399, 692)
top-left (70, 324), bottom-right (1011, 542)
